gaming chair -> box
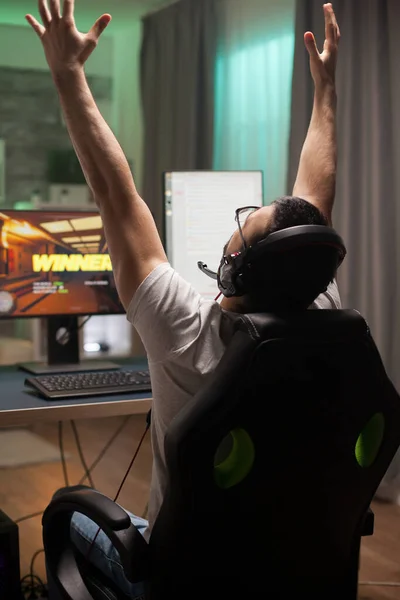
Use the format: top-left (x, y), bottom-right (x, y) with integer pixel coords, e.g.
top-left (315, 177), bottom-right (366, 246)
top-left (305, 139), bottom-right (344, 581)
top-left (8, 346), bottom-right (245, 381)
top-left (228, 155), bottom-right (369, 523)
top-left (41, 226), bottom-right (400, 600)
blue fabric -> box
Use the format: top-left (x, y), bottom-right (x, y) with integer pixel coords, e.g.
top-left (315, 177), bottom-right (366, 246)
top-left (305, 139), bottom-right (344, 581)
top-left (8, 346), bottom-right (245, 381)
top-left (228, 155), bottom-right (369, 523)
top-left (71, 510), bottom-right (148, 599)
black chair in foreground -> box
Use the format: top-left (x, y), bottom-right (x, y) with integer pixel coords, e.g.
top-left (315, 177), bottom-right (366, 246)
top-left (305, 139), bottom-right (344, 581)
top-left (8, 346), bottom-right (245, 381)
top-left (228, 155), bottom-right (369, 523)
top-left (41, 228), bottom-right (400, 600)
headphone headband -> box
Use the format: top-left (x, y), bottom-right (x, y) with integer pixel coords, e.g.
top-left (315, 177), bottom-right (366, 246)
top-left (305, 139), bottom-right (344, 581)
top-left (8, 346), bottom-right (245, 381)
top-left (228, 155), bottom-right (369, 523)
top-left (250, 225), bottom-right (346, 262)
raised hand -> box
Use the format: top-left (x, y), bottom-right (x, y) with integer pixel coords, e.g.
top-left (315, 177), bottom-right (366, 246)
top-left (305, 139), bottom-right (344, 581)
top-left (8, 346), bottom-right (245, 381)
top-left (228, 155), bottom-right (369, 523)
top-left (26, 0), bottom-right (111, 75)
top-left (304, 3), bottom-right (340, 88)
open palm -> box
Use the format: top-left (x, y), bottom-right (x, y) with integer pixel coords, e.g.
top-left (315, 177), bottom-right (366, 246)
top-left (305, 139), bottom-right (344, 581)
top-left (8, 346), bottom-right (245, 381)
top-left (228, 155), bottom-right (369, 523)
top-left (26, 0), bottom-right (111, 74)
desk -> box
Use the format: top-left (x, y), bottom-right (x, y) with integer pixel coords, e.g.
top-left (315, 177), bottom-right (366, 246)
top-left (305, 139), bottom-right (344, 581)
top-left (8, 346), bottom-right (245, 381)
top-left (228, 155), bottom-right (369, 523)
top-left (0, 358), bottom-right (152, 427)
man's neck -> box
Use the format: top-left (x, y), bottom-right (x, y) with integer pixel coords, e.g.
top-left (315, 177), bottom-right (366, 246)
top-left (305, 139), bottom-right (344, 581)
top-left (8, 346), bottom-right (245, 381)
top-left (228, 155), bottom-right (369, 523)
top-left (219, 296), bottom-right (246, 313)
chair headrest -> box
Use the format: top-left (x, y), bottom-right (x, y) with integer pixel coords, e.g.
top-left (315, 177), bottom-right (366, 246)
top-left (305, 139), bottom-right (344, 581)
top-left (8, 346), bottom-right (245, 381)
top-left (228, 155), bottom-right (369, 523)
top-left (252, 225), bottom-right (346, 267)
top-left (243, 225), bottom-right (346, 311)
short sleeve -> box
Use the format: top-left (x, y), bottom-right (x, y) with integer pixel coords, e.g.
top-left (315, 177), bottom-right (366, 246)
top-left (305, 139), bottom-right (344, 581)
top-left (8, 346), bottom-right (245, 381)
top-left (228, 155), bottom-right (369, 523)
top-left (309, 278), bottom-right (342, 310)
top-left (126, 262), bottom-right (213, 363)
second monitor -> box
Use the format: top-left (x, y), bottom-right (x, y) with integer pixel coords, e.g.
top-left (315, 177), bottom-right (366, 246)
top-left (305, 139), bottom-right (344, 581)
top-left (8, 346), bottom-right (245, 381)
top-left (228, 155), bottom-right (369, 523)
top-left (0, 209), bottom-right (125, 374)
top-left (163, 170), bottom-right (264, 300)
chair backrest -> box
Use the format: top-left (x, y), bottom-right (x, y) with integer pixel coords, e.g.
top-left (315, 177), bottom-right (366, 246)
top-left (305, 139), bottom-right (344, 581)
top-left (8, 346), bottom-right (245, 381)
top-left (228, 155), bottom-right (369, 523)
top-left (147, 310), bottom-right (400, 600)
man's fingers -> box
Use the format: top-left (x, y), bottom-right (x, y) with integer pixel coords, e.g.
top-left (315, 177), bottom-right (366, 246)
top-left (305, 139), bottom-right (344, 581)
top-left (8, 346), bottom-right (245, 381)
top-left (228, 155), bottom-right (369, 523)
top-left (304, 31), bottom-right (319, 61)
top-left (324, 3), bottom-right (337, 44)
top-left (25, 14), bottom-right (45, 37)
top-left (49, 0), bottom-right (61, 20)
top-left (327, 22), bottom-right (337, 45)
top-left (334, 14), bottom-right (341, 44)
top-left (330, 4), bottom-right (339, 29)
top-left (62, 0), bottom-right (75, 20)
top-left (38, 0), bottom-right (51, 26)
top-left (88, 14), bottom-right (112, 40)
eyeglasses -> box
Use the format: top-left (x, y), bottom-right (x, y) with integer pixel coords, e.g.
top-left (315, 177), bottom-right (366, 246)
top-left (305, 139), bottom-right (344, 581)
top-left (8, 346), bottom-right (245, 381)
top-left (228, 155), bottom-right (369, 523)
top-left (234, 206), bottom-right (261, 249)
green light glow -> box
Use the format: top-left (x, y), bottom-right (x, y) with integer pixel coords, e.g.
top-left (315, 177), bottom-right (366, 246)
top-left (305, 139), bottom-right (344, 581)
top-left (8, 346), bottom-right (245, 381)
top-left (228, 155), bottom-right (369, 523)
top-left (214, 32), bottom-right (295, 203)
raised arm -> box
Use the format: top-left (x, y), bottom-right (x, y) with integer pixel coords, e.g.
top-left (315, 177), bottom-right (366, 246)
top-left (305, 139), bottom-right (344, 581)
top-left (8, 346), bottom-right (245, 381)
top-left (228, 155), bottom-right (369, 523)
top-left (292, 3), bottom-right (340, 226)
top-left (26, 0), bottom-right (167, 310)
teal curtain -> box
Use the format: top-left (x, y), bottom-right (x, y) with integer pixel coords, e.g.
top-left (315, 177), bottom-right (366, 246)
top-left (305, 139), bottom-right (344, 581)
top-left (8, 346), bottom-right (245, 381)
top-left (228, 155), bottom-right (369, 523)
top-left (213, 0), bottom-right (296, 203)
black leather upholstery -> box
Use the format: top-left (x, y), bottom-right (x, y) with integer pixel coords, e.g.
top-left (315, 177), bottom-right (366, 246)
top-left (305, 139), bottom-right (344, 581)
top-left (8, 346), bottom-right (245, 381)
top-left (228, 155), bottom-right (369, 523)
top-left (43, 309), bottom-right (400, 600)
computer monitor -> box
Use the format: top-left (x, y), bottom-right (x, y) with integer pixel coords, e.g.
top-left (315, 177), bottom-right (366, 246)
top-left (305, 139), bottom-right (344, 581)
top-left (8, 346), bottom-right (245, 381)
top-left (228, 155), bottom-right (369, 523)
top-left (0, 209), bottom-right (124, 374)
top-left (163, 170), bottom-right (264, 299)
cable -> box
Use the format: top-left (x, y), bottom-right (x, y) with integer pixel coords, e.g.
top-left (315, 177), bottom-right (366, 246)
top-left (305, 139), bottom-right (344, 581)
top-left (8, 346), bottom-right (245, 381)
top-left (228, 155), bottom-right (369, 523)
top-left (21, 574), bottom-right (47, 599)
top-left (30, 548), bottom-right (44, 584)
top-left (15, 510), bottom-right (43, 524)
top-left (112, 421), bottom-right (150, 506)
top-left (58, 315), bottom-right (91, 345)
top-left (20, 548), bottom-right (47, 599)
top-left (140, 412), bottom-right (152, 519)
top-left (71, 420), bottom-right (95, 488)
top-left (58, 421), bottom-right (69, 486)
top-left (85, 418), bottom-right (150, 562)
top-left (78, 415), bottom-right (131, 485)
top-left (359, 581), bottom-right (400, 586)
top-left (15, 415), bottom-right (132, 526)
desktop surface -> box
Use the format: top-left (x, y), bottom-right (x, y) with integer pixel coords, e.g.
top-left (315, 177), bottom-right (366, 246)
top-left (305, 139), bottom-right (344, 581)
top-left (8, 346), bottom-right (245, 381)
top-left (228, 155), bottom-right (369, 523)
top-left (0, 357), bottom-right (152, 427)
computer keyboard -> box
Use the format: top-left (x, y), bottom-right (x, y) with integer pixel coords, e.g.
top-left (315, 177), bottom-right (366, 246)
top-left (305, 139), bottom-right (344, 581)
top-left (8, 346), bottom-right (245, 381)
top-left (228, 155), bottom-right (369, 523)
top-left (25, 369), bottom-right (152, 400)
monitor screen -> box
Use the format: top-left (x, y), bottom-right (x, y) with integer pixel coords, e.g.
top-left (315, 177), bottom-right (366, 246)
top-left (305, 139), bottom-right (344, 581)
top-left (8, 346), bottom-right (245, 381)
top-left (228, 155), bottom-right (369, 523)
top-left (164, 171), bottom-right (263, 299)
top-left (0, 209), bottom-right (124, 318)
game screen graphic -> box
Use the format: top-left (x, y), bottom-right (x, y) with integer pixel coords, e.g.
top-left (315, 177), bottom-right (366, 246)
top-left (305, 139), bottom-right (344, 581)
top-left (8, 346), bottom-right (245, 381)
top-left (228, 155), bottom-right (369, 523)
top-left (0, 210), bottom-right (124, 317)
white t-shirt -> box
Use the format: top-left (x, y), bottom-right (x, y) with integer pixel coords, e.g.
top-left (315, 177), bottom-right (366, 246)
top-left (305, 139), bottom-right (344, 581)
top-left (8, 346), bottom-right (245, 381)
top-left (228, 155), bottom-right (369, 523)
top-left (127, 262), bottom-right (341, 538)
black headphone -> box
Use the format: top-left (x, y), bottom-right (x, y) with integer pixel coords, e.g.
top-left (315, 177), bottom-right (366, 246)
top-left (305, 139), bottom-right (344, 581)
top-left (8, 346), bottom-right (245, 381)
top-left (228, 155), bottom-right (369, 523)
top-left (198, 225), bottom-right (346, 298)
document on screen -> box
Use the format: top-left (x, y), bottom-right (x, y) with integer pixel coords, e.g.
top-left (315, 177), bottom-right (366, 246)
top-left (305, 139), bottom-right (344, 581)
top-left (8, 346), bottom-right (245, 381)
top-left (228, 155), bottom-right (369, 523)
top-left (164, 171), bottom-right (263, 299)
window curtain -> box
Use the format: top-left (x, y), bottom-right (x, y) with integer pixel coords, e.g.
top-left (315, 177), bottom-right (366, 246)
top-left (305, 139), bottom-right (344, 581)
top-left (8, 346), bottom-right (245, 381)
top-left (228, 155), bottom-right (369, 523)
top-left (140, 0), bottom-right (218, 236)
top-left (213, 0), bottom-right (296, 202)
top-left (287, 0), bottom-right (400, 485)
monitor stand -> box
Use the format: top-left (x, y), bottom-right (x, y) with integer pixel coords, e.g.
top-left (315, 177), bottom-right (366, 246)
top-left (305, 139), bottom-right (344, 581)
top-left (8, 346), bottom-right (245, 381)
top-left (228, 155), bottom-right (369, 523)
top-left (18, 316), bottom-right (120, 375)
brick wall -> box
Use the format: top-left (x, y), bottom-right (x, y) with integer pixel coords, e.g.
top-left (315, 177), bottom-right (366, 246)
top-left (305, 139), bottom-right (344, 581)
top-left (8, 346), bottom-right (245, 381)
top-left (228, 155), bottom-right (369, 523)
top-left (0, 66), bottom-right (112, 206)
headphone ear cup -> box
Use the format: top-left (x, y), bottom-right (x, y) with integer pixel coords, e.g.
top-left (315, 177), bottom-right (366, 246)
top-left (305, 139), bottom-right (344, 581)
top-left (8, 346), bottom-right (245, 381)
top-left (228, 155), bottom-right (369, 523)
top-left (218, 255), bottom-right (250, 297)
top-left (218, 262), bottom-right (237, 297)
